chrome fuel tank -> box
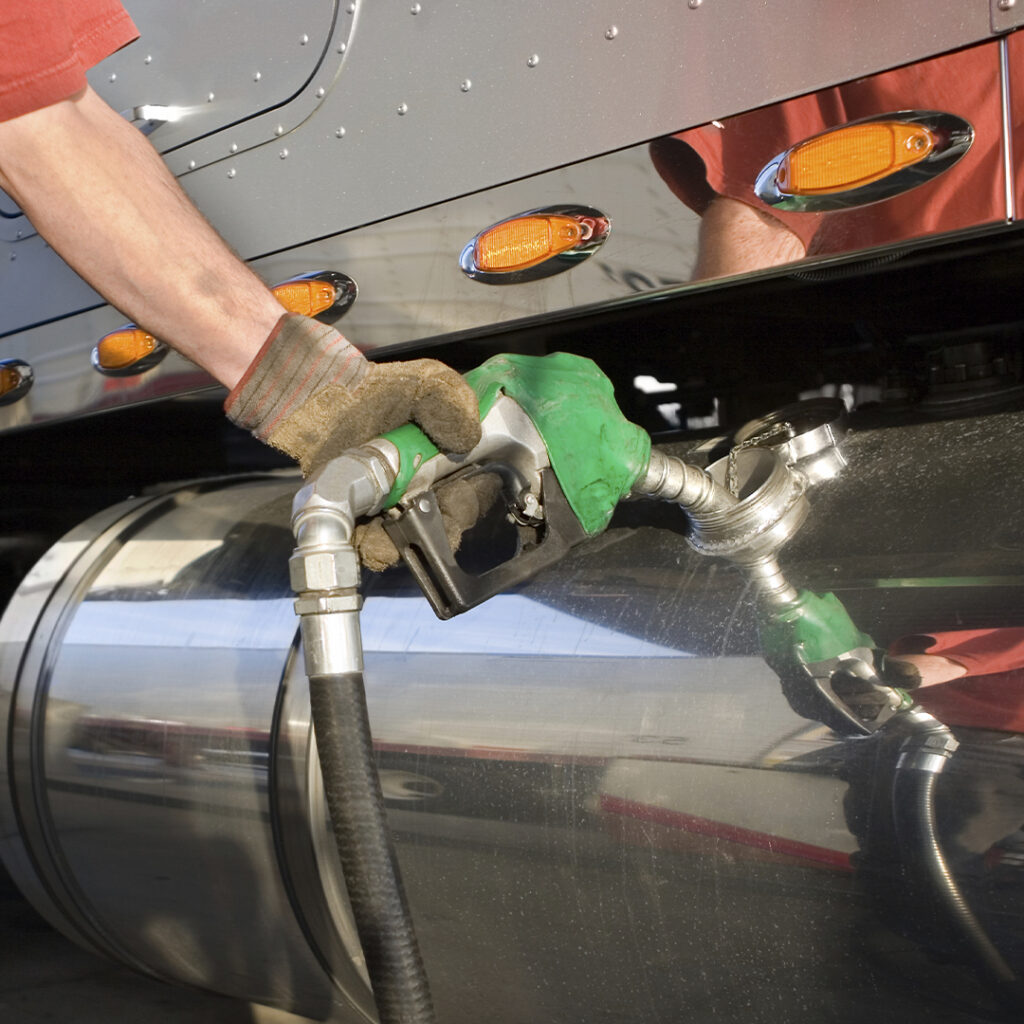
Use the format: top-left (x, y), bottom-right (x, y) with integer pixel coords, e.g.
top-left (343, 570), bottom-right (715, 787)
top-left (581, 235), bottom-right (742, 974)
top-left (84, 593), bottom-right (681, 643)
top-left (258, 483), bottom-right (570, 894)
top-left (3, 413), bottom-right (1024, 1023)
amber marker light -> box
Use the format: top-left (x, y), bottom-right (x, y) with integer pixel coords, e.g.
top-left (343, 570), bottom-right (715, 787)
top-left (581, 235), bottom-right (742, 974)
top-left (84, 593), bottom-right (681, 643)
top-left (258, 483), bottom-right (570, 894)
top-left (474, 215), bottom-right (587, 273)
top-left (0, 364), bottom-right (22, 398)
top-left (273, 278), bottom-right (339, 318)
top-left (776, 121), bottom-right (935, 196)
top-left (271, 272), bottom-right (357, 323)
top-left (0, 360), bottom-right (33, 405)
top-left (95, 327), bottom-right (160, 371)
top-left (92, 327), bottom-right (168, 377)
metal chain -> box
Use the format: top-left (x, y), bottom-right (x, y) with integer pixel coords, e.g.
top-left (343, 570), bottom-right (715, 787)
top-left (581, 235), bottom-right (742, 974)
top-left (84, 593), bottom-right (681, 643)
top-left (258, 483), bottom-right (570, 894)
top-left (726, 420), bottom-right (795, 496)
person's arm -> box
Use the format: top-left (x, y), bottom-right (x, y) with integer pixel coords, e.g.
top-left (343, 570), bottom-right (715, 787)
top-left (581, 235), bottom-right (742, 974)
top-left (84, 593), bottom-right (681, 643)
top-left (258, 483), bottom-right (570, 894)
top-left (692, 196), bottom-right (807, 280)
top-left (0, 83), bottom-right (482, 473)
top-left (0, 84), bottom-right (281, 389)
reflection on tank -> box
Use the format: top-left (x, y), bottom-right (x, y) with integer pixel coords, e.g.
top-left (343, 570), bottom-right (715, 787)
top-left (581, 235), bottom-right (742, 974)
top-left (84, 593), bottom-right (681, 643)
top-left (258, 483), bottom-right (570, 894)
top-left (4, 408), bottom-right (1024, 1021)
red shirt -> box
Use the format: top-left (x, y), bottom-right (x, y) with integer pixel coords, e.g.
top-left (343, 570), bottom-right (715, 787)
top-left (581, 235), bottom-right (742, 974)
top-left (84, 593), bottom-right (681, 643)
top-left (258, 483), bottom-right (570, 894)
top-left (889, 629), bottom-right (1024, 733)
top-left (654, 41), bottom-right (1013, 255)
top-left (0, 1), bottom-right (138, 122)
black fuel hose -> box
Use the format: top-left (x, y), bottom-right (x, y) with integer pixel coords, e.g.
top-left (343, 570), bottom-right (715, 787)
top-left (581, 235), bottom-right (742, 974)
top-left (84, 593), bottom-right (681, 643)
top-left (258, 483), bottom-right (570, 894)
top-left (893, 760), bottom-right (1023, 1008)
top-left (309, 671), bottom-right (436, 1024)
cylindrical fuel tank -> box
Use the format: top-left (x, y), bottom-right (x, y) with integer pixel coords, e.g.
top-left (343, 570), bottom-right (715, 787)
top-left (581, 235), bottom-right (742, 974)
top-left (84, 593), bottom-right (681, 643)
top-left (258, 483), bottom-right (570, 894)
top-left (3, 413), bottom-right (1024, 1023)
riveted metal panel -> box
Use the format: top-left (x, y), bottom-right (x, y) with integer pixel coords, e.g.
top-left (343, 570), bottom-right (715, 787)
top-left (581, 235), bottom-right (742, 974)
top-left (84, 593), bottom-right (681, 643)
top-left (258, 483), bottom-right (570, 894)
top-left (168, 0), bottom-right (996, 258)
top-left (0, 1), bottom-right (343, 243)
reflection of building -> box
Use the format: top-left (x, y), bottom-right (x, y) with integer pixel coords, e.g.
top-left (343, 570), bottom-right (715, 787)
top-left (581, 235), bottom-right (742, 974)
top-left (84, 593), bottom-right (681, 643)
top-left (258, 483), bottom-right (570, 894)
top-left (69, 715), bottom-right (270, 776)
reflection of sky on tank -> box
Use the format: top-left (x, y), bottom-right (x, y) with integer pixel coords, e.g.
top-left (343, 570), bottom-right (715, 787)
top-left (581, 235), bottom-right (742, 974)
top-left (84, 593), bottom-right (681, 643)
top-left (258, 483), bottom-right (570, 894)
top-left (58, 593), bottom-right (686, 656)
top-left (360, 594), bottom-right (687, 656)
top-left (62, 598), bottom-right (297, 648)
top-left (364, 647), bottom-right (814, 766)
top-left (49, 599), bottom-right (296, 724)
top-left (45, 593), bottom-right (829, 765)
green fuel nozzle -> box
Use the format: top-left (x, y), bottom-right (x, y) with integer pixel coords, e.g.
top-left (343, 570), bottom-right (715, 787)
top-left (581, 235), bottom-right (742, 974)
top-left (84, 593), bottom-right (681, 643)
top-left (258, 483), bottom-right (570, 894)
top-left (373, 352), bottom-right (656, 617)
top-left (380, 352), bottom-right (652, 529)
top-left (760, 589), bottom-right (913, 735)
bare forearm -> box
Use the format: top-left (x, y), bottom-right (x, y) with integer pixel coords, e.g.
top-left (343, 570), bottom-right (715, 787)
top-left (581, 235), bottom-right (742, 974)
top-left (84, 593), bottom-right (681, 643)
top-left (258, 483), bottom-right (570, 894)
top-left (694, 196), bottom-right (807, 280)
top-left (0, 86), bottom-right (282, 388)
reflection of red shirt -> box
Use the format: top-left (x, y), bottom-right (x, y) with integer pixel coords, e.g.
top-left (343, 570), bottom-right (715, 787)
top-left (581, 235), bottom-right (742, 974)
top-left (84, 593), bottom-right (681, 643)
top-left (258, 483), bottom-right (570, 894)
top-left (0, 1), bottom-right (139, 122)
top-left (653, 41), bottom-right (1012, 255)
top-left (888, 629), bottom-right (1024, 733)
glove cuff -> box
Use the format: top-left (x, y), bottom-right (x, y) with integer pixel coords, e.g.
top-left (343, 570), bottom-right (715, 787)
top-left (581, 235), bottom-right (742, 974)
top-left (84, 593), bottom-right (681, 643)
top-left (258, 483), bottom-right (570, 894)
top-left (224, 312), bottom-right (367, 438)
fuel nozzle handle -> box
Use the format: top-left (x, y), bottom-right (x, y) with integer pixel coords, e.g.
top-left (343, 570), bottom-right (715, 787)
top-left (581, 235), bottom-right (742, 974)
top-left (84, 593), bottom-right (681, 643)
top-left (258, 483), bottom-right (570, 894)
top-left (373, 352), bottom-right (657, 617)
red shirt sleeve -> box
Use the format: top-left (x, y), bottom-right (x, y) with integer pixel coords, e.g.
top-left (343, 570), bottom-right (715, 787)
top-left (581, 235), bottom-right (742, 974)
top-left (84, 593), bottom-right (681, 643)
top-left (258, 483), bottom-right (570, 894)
top-left (890, 629), bottom-right (1024, 676)
top-left (0, 0), bottom-right (139, 122)
top-left (891, 629), bottom-right (1024, 732)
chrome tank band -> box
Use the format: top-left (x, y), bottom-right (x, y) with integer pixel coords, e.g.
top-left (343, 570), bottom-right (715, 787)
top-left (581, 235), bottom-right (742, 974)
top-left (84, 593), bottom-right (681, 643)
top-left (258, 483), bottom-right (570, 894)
top-left (3, 415), bottom-right (1024, 1022)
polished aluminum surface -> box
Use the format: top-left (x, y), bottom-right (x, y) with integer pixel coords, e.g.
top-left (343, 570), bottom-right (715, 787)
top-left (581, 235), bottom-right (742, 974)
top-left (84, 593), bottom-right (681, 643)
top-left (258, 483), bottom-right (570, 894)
top-left (0, 18), bottom-right (1012, 436)
top-left (0, 479), bottom-right (374, 1020)
top-left (3, 411), bottom-right (1024, 1021)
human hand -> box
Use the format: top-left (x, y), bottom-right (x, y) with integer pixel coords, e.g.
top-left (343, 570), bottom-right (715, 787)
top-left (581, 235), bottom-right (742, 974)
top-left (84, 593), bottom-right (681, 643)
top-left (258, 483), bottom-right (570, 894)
top-left (354, 472), bottom-right (503, 572)
top-left (884, 652), bottom-right (968, 688)
top-left (225, 313), bottom-right (481, 476)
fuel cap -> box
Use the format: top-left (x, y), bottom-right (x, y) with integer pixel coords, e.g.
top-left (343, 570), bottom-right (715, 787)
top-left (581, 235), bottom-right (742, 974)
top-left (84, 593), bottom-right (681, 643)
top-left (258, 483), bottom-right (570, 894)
top-left (732, 397), bottom-right (848, 486)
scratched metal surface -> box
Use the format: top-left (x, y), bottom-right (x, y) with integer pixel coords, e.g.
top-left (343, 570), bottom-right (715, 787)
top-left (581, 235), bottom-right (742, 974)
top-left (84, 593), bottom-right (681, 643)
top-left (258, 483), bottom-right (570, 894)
top-left (2, 408), bottom-right (1023, 1021)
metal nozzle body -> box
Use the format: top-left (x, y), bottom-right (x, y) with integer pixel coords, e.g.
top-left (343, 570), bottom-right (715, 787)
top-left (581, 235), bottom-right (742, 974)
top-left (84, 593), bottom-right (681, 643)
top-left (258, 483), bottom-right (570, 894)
top-left (636, 448), bottom-right (806, 605)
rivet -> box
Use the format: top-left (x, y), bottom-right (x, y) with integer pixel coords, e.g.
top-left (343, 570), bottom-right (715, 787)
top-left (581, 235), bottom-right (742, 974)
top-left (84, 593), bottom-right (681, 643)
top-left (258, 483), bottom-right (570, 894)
top-left (279, 148), bottom-right (289, 159)
top-left (397, 102), bottom-right (409, 115)
top-left (108, 73), bottom-right (117, 83)
top-left (144, 55), bottom-right (153, 65)
top-left (254, 71), bottom-right (262, 82)
top-left (316, 87), bottom-right (326, 98)
top-left (227, 168), bottom-right (237, 178)
top-left (275, 125), bottom-right (285, 135)
top-left (410, 2), bottom-right (422, 11)
top-left (688, 0), bottom-right (702, 8)
top-left (460, 79), bottom-right (472, 92)
top-left (347, 1), bottom-right (356, 12)
top-left (300, 33), bottom-right (310, 45)
top-left (527, 54), bottom-right (540, 68)
top-left (338, 41), bottom-right (347, 53)
top-left (188, 160), bottom-right (197, 170)
top-left (207, 92), bottom-right (216, 102)
top-left (605, 26), bottom-right (618, 39)
top-left (230, 143), bottom-right (239, 153)
top-left (335, 126), bottom-right (346, 138)
top-left (998, 0), bottom-right (1015, 9)
top-left (9, 252), bottom-right (16, 261)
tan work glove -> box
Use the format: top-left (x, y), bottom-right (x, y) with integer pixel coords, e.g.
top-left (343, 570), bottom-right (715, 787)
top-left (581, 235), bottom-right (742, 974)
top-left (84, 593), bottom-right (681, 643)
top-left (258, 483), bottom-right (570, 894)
top-left (225, 313), bottom-right (481, 475)
top-left (354, 473), bottom-right (503, 572)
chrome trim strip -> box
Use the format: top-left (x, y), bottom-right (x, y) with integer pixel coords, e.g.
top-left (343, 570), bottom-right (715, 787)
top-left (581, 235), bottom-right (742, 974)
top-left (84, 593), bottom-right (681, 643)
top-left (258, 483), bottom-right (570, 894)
top-left (1000, 36), bottom-right (1016, 223)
